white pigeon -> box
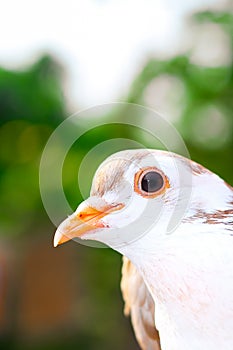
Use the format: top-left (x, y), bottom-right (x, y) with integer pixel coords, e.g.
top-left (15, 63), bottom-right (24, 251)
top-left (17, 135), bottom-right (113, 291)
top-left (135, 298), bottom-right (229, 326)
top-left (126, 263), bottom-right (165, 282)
top-left (54, 149), bottom-right (233, 350)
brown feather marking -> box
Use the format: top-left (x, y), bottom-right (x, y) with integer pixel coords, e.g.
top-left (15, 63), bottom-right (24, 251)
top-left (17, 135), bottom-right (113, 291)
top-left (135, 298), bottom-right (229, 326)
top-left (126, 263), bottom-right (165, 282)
top-left (91, 150), bottom-right (155, 197)
top-left (189, 161), bottom-right (211, 176)
top-left (184, 208), bottom-right (233, 227)
top-left (121, 257), bottom-right (161, 350)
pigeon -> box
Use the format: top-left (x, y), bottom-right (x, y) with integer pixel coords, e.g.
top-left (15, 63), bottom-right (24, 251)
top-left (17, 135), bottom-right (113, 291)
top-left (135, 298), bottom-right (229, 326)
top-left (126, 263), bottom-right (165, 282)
top-left (54, 149), bottom-right (233, 350)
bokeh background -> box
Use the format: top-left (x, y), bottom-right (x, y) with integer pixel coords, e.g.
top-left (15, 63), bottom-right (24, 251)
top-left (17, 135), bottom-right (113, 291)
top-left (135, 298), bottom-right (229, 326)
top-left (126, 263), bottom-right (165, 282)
top-left (0, 0), bottom-right (232, 349)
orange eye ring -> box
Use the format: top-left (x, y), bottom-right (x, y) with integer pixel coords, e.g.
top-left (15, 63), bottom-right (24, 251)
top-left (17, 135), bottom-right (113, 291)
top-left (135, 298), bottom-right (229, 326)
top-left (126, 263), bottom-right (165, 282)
top-left (134, 166), bottom-right (170, 198)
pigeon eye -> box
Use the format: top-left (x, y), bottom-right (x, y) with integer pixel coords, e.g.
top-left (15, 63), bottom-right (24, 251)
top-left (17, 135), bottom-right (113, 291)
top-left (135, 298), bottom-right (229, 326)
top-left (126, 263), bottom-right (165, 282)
top-left (141, 171), bottom-right (163, 193)
top-left (134, 167), bottom-right (169, 198)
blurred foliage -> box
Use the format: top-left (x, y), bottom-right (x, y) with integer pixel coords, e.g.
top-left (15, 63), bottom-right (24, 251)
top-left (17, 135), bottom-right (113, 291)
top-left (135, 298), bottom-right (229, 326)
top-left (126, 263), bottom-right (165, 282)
top-left (0, 56), bottom-right (66, 235)
top-left (127, 10), bottom-right (233, 184)
top-left (0, 6), bottom-right (232, 350)
top-left (0, 56), bottom-right (65, 126)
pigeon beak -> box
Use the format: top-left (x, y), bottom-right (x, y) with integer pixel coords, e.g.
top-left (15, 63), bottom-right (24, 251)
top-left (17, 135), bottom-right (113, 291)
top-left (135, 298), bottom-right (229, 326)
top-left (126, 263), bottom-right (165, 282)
top-left (53, 202), bottom-right (124, 247)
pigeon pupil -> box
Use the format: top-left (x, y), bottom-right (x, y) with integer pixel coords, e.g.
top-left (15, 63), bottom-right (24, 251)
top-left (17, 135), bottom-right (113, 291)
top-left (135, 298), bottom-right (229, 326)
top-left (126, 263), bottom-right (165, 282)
top-left (141, 171), bottom-right (164, 193)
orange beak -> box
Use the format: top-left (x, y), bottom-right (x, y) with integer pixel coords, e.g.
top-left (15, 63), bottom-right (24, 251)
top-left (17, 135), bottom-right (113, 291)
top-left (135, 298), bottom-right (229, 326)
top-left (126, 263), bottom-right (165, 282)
top-left (53, 202), bottom-right (124, 247)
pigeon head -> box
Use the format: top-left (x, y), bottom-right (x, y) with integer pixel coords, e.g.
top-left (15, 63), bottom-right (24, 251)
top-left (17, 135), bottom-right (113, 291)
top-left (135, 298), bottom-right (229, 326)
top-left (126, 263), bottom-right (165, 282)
top-left (53, 149), bottom-right (232, 253)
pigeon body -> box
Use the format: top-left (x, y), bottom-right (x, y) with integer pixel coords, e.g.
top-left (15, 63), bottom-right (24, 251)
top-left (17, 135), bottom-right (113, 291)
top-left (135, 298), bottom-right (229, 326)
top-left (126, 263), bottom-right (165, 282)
top-left (121, 256), bottom-right (161, 350)
top-left (54, 149), bottom-right (233, 350)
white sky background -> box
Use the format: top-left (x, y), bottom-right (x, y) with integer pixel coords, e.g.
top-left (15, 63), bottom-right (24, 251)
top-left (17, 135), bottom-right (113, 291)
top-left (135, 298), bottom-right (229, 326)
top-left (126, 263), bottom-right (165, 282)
top-left (0, 0), bottom-right (220, 109)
